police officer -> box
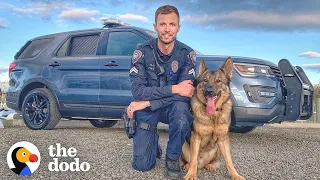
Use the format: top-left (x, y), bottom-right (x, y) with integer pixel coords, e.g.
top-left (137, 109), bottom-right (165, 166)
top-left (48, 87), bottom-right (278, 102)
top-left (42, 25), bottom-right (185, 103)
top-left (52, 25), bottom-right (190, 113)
top-left (127, 5), bottom-right (196, 179)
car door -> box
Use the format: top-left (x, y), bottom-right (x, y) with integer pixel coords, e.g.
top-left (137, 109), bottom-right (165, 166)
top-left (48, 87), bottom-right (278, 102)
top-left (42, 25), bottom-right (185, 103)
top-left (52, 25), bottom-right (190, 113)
top-left (99, 29), bottom-right (149, 118)
top-left (46, 31), bottom-right (103, 118)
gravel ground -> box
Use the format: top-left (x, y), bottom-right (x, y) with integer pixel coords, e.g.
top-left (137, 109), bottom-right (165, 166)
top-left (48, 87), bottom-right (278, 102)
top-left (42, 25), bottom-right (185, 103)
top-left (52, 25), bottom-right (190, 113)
top-left (1, 120), bottom-right (320, 180)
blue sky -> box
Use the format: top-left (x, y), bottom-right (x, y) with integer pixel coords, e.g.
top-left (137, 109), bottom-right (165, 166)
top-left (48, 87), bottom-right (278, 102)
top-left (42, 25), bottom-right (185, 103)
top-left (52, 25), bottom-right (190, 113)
top-left (0, 0), bottom-right (319, 84)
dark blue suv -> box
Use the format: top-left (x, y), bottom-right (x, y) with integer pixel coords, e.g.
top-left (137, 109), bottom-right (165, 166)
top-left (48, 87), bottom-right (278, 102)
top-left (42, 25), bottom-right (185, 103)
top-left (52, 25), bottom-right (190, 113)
top-left (6, 23), bottom-right (314, 133)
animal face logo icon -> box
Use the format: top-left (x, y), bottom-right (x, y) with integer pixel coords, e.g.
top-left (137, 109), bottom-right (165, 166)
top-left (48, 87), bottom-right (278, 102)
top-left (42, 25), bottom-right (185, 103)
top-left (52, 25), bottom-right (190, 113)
top-left (7, 141), bottom-right (41, 176)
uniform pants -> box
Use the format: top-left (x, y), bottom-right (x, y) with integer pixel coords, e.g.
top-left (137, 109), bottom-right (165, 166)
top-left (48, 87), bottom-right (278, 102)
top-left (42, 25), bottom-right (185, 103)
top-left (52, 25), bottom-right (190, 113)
top-left (132, 101), bottom-right (193, 171)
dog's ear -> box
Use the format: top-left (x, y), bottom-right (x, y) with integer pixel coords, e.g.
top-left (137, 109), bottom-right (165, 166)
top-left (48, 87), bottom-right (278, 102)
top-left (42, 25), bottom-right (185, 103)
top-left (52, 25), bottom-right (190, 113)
top-left (221, 57), bottom-right (233, 80)
top-left (198, 58), bottom-right (207, 77)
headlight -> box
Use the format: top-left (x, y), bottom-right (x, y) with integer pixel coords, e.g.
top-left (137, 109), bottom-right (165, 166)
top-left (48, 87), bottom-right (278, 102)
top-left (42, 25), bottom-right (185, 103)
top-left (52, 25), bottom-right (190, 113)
top-left (233, 63), bottom-right (274, 77)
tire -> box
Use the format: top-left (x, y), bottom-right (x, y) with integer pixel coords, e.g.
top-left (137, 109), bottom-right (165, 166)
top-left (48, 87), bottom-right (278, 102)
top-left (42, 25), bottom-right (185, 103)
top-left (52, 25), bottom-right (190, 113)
top-left (89, 120), bottom-right (118, 128)
top-left (22, 88), bottom-right (61, 130)
top-left (229, 125), bottom-right (256, 133)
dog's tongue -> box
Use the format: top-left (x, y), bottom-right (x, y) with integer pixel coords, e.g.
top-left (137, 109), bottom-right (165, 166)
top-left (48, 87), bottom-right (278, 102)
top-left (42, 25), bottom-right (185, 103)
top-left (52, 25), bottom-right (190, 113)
top-left (206, 97), bottom-right (216, 115)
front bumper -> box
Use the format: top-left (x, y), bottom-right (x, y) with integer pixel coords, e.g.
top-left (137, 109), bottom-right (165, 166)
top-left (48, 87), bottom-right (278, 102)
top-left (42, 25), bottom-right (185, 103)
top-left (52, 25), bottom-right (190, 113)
top-left (232, 59), bottom-right (314, 126)
top-left (233, 104), bottom-right (285, 126)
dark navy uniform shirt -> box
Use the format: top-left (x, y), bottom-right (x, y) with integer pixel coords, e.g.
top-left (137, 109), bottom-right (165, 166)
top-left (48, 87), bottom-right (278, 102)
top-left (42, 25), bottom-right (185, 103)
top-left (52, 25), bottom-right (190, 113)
top-left (129, 38), bottom-right (196, 111)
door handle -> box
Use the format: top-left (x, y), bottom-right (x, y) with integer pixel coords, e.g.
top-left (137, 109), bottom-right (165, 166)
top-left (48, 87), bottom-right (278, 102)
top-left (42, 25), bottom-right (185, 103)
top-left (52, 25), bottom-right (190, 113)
top-left (48, 61), bottom-right (61, 67)
top-left (104, 61), bottom-right (119, 66)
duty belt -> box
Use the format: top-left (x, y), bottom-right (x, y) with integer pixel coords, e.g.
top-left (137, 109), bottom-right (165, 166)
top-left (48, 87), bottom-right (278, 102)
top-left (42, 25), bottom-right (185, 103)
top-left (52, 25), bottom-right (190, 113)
top-left (137, 122), bottom-right (158, 133)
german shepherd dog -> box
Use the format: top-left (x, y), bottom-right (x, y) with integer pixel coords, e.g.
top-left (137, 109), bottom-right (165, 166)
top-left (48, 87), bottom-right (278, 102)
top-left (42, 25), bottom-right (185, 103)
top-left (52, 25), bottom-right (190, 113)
top-left (182, 57), bottom-right (245, 180)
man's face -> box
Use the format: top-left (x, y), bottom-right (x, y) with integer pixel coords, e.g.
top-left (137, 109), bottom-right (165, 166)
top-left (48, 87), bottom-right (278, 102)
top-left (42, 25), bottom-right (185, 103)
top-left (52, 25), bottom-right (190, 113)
top-left (153, 12), bottom-right (180, 45)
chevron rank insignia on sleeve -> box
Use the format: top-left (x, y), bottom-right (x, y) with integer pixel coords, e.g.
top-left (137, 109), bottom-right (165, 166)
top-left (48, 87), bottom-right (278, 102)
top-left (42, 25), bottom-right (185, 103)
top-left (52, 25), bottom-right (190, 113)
top-left (130, 67), bottom-right (139, 74)
top-left (188, 68), bottom-right (195, 77)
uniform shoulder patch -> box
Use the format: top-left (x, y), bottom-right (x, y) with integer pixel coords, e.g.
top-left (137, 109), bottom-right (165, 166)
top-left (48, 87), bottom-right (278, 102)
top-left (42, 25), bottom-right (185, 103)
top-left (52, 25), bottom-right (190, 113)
top-left (132, 49), bottom-right (144, 64)
top-left (188, 51), bottom-right (196, 65)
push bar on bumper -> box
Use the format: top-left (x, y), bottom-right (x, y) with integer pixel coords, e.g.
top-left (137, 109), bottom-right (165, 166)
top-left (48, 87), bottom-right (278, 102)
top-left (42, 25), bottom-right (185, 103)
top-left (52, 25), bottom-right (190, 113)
top-left (278, 59), bottom-right (314, 120)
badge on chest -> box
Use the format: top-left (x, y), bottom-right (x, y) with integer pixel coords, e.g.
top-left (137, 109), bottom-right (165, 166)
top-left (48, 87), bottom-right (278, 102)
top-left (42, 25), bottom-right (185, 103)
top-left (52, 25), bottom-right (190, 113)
top-left (171, 60), bottom-right (179, 73)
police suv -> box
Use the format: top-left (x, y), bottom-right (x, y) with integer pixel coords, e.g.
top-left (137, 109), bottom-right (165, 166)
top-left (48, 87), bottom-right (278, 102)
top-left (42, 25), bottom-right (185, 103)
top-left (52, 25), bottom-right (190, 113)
top-left (6, 19), bottom-right (314, 133)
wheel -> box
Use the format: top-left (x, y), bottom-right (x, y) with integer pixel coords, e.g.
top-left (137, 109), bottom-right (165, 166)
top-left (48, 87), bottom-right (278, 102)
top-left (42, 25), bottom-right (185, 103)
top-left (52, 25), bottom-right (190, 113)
top-left (22, 88), bottom-right (61, 130)
top-left (229, 125), bottom-right (256, 133)
top-left (89, 120), bottom-right (118, 128)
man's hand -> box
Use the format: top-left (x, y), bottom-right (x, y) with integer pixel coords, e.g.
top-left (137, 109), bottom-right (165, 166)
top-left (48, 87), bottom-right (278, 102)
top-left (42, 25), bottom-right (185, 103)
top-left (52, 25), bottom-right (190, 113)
top-left (172, 80), bottom-right (195, 98)
top-left (127, 101), bottom-right (151, 118)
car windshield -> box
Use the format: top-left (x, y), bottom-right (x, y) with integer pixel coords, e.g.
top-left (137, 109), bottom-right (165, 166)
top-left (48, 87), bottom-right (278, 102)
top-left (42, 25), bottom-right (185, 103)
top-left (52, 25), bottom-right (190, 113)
top-left (143, 29), bottom-right (158, 38)
top-left (143, 29), bottom-right (203, 55)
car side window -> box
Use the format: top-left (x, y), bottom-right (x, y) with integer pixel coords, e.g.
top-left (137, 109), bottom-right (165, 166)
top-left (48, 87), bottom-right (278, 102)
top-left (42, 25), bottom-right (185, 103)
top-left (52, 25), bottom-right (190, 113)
top-left (18, 38), bottom-right (53, 59)
top-left (56, 34), bottom-right (100, 57)
top-left (106, 32), bottom-right (146, 56)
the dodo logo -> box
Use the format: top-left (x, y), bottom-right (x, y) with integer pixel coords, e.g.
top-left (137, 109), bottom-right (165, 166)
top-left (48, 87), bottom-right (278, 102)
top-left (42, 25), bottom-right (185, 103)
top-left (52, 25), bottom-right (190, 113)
top-left (7, 141), bottom-right (41, 176)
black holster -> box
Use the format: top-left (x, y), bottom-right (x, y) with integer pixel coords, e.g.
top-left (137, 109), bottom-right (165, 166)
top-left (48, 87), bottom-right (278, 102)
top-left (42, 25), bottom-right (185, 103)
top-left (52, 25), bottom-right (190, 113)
top-left (122, 108), bottom-right (136, 139)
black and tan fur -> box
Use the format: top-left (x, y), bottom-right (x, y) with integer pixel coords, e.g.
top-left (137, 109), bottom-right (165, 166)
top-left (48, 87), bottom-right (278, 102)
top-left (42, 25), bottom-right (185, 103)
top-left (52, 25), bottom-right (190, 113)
top-left (182, 57), bottom-right (245, 180)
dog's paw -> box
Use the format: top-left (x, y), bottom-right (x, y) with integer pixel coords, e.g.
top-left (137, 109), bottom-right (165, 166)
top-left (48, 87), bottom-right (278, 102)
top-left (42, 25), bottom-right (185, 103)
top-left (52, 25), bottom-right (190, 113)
top-left (184, 169), bottom-right (197, 180)
top-left (231, 175), bottom-right (245, 180)
top-left (183, 163), bottom-right (190, 172)
top-left (204, 163), bottom-right (217, 172)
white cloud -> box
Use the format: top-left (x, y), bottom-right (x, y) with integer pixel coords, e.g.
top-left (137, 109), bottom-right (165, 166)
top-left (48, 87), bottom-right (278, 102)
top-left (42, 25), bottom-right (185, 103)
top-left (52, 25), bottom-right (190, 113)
top-left (3, 1), bottom-right (320, 31)
top-left (1, 2), bottom-right (68, 19)
top-left (0, 71), bottom-right (9, 82)
top-left (302, 64), bottom-right (320, 67)
top-left (58, 8), bottom-right (100, 21)
top-left (1, 2), bottom-right (102, 27)
top-left (133, 0), bottom-right (320, 31)
top-left (0, 67), bottom-right (7, 72)
top-left (118, 14), bottom-right (148, 22)
top-left (299, 51), bottom-right (320, 58)
top-left (90, 17), bottom-right (100, 23)
top-left (54, 19), bottom-right (67, 27)
top-left (0, 17), bottom-right (7, 28)
top-left (100, 13), bottom-right (149, 23)
top-left (0, 2), bottom-right (15, 9)
top-left (181, 11), bottom-right (320, 31)
top-left (302, 64), bottom-right (320, 73)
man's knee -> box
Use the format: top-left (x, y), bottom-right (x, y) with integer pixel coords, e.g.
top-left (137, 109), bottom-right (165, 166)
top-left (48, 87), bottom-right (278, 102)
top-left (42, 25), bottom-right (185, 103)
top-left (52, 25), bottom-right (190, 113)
top-left (170, 101), bottom-right (192, 131)
top-left (172, 101), bottom-right (189, 108)
top-left (135, 110), bottom-right (159, 126)
top-left (132, 127), bottom-right (158, 171)
top-left (171, 101), bottom-right (191, 113)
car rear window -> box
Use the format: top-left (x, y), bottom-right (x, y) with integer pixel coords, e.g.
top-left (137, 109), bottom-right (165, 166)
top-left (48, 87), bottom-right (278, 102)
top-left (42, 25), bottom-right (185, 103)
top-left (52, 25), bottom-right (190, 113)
top-left (56, 34), bottom-right (100, 57)
top-left (17, 38), bottom-right (53, 59)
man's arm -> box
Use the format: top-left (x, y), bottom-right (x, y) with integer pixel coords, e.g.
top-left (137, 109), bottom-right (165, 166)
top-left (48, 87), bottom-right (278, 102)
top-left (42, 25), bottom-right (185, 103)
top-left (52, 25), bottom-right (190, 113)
top-left (130, 48), bottom-right (173, 101)
top-left (127, 80), bottom-right (194, 118)
top-left (178, 50), bottom-right (197, 83)
top-left (148, 50), bottom-right (197, 110)
top-left (149, 94), bottom-right (190, 111)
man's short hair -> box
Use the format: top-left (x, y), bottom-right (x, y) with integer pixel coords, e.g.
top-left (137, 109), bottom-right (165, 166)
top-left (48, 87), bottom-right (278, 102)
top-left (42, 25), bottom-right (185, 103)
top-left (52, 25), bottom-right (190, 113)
top-left (155, 5), bottom-right (180, 24)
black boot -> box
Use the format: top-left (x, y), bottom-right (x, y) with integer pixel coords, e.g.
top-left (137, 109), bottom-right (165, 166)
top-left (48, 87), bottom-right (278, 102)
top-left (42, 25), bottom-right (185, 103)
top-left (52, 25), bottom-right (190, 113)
top-left (165, 155), bottom-right (181, 179)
